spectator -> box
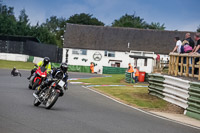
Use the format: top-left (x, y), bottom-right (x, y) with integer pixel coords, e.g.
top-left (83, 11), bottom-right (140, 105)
top-left (193, 33), bottom-right (200, 53)
top-left (172, 37), bottom-right (182, 53)
top-left (185, 33), bottom-right (195, 50)
top-left (156, 54), bottom-right (160, 69)
top-left (133, 67), bottom-right (139, 83)
top-left (193, 33), bottom-right (200, 74)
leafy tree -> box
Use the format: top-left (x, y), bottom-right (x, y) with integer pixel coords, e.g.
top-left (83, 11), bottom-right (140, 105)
top-left (0, 4), bottom-right (17, 35)
top-left (16, 9), bottom-right (31, 36)
top-left (197, 25), bottom-right (200, 32)
top-left (30, 24), bottom-right (57, 45)
top-left (112, 13), bottom-right (147, 29)
top-left (147, 22), bottom-right (165, 30)
top-left (112, 13), bottom-right (165, 30)
top-left (67, 13), bottom-right (104, 26)
top-left (42, 16), bottom-right (67, 47)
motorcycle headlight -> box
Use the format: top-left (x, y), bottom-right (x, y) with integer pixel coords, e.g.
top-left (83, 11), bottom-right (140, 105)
top-left (41, 75), bottom-right (46, 77)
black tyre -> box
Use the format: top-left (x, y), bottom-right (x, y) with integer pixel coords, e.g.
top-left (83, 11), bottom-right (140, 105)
top-left (33, 98), bottom-right (41, 106)
top-left (45, 89), bottom-right (59, 109)
top-left (28, 84), bottom-right (32, 89)
top-left (32, 79), bottom-right (40, 90)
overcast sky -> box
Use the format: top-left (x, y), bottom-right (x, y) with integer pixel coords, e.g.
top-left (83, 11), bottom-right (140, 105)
top-left (3, 0), bottom-right (200, 32)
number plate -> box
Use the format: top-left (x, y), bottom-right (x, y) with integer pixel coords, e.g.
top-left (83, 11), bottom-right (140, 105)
top-left (58, 80), bottom-right (65, 87)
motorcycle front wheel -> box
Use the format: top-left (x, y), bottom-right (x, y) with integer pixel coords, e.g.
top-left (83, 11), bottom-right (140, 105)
top-left (33, 98), bottom-right (41, 106)
top-left (45, 89), bottom-right (59, 109)
top-left (32, 79), bottom-right (40, 90)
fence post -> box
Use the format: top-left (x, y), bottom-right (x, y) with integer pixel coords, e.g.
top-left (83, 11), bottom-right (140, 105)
top-left (192, 57), bottom-right (195, 77)
top-left (168, 55), bottom-right (171, 75)
top-left (180, 56), bottom-right (183, 76)
top-left (175, 56), bottom-right (179, 76)
top-left (186, 57), bottom-right (189, 77)
top-left (198, 59), bottom-right (200, 80)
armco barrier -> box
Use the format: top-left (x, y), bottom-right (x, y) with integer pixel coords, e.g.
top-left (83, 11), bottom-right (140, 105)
top-left (148, 74), bottom-right (200, 120)
top-left (185, 82), bottom-right (200, 120)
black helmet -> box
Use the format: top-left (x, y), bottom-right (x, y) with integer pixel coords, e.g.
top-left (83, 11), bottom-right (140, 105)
top-left (60, 63), bottom-right (68, 73)
top-left (43, 57), bottom-right (50, 66)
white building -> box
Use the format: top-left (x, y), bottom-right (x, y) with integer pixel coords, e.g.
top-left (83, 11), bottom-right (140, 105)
top-left (63, 24), bottom-right (192, 74)
top-left (63, 48), bottom-right (156, 74)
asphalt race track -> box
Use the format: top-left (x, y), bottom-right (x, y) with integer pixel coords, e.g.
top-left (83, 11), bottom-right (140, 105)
top-left (0, 69), bottom-right (199, 133)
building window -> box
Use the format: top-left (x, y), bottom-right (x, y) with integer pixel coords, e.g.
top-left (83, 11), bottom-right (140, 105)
top-left (105, 51), bottom-right (115, 57)
top-left (72, 49), bottom-right (87, 55)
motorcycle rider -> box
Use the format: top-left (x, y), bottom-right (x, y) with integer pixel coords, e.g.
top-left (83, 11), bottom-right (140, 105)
top-left (34, 62), bottom-right (68, 97)
top-left (27, 57), bottom-right (51, 80)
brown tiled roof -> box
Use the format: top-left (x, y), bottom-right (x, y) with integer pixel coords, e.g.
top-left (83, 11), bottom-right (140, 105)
top-left (64, 23), bottom-right (197, 54)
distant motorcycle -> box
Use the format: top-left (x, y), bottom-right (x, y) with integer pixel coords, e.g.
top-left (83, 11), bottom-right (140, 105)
top-left (33, 70), bottom-right (67, 109)
top-left (28, 66), bottom-right (47, 90)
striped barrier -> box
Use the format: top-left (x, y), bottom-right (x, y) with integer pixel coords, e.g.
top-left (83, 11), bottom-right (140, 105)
top-left (148, 73), bottom-right (200, 120)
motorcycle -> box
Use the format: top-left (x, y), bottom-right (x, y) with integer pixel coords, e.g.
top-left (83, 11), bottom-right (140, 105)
top-left (33, 70), bottom-right (67, 109)
top-left (29, 66), bottom-right (47, 90)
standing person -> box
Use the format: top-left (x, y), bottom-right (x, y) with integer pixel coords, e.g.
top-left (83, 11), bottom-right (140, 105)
top-left (172, 37), bottom-right (182, 53)
top-left (185, 33), bottom-right (195, 50)
top-left (193, 33), bottom-right (200, 53)
top-left (128, 63), bottom-right (134, 73)
top-left (156, 54), bottom-right (160, 69)
top-left (90, 62), bottom-right (94, 73)
top-left (127, 63), bottom-right (134, 80)
top-left (133, 67), bottom-right (139, 83)
top-left (193, 33), bottom-right (200, 74)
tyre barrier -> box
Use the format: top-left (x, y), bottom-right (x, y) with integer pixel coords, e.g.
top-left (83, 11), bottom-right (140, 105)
top-left (148, 73), bottom-right (200, 120)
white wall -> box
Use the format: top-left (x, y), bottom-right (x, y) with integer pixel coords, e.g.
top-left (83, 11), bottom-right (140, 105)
top-left (0, 53), bottom-right (29, 62)
top-left (0, 53), bottom-right (44, 64)
top-left (63, 48), bottom-right (155, 73)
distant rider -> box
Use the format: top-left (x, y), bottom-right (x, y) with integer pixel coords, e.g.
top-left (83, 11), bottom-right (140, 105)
top-left (34, 63), bottom-right (68, 97)
top-left (27, 57), bottom-right (51, 80)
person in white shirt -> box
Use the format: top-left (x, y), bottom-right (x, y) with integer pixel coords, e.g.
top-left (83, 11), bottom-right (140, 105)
top-left (172, 37), bottom-right (182, 53)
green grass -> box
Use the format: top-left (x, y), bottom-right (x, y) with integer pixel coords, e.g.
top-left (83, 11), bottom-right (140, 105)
top-left (74, 74), bottom-right (168, 109)
top-left (74, 74), bottom-right (130, 85)
top-left (93, 86), bottom-right (167, 109)
top-left (0, 60), bottom-right (35, 70)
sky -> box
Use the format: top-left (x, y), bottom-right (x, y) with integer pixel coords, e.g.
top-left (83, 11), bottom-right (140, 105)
top-left (3, 0), bottom-right (200, 31)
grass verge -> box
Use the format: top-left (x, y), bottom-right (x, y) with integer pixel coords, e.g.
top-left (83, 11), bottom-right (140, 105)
top-left (72, 74), bottom-right (172, 110)
top-left (73, 74), bottom-right (131, 85)
top-left (0, 60), bottom-right (34, 70)
top-left (92, 86), bottom-right (168, 109)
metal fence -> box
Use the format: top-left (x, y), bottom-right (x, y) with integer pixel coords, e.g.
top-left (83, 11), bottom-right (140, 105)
top-left (0, 40), bottom-right (62, 63)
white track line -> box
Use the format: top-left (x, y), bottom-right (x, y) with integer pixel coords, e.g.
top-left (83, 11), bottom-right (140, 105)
top-left (82, 85), bottom-right (200, 130)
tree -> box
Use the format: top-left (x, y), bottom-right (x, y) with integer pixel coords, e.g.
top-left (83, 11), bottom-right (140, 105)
top-left (112, 13), bottom-right (165, 30)
top-left (197, 25), bottom-right (200, 32)
top-left (67, 13), bottom-right (104, 26)
top-left (147, 22), bottom-right (165, 30)
top-left (0, 4), bottom-right (17, 35)
top-left (112, 13), bottom-right (147, 29)
top-left (16, 9), bottom-right (31, 36)
top-left (42, 16), bottom-right (67, 47)
top-left (30, 24), bottom-right (57, 45)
